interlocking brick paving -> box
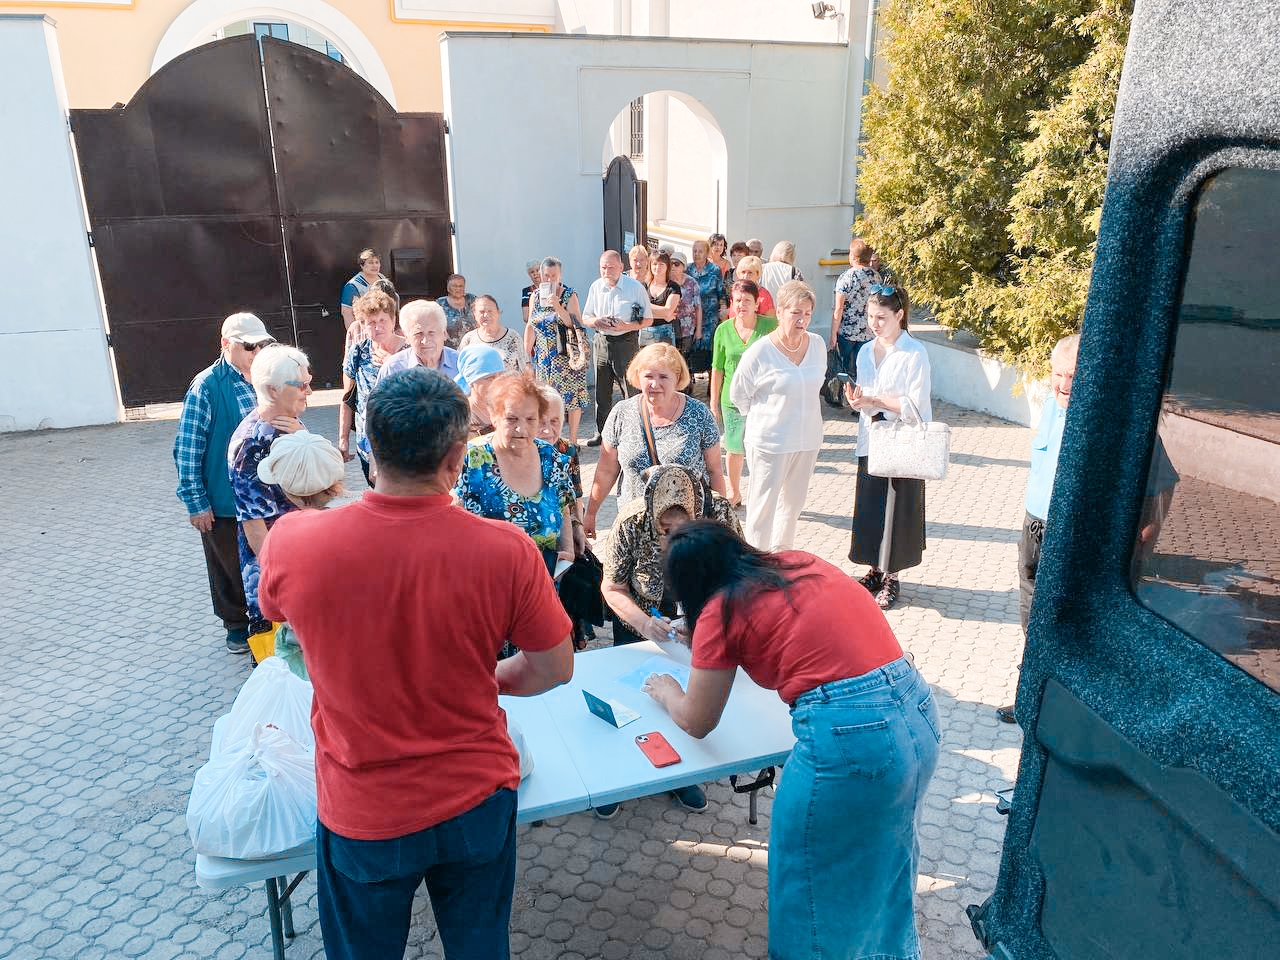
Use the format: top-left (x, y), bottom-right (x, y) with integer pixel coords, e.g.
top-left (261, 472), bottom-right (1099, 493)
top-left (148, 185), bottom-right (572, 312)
top-left (0, 391), bottom-right (1029, 959)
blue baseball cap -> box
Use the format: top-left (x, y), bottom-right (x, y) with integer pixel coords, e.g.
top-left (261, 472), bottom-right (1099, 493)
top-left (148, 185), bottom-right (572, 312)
top-left (454, 344), bottom-right (506, 395)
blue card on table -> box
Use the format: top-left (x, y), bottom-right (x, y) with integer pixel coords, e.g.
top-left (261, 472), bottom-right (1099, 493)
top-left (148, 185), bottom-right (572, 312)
top-left (582, 689), bottom-right (640, 728)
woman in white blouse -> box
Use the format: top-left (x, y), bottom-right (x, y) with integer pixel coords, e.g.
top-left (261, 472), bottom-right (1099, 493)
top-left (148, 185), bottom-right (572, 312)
top-left (730, 280), bottom-right (826, 551)
top-left (843, 284), bottom-right (932, 609)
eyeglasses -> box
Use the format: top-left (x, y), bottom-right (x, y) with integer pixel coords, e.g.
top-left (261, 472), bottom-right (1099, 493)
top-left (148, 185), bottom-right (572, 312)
top-left (234, 339), bottom-right (273, 351)
top-left (870, 284), bottom-right (897, 297)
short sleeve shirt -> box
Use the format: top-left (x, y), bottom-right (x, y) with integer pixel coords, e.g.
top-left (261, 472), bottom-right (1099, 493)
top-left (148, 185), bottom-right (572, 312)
top-left (602, 395), bottom-right (720, 504)
top-left (692, 552), bottom-right (902, 704)
top-left (257, 492), bottom-right (570, 840)
top-left (453, 439), bottom-right (575, 552)
top-left (437, 294), bottom-right (477, 346)
top-left (603, 495), bottom-right (742, 608)
top-left (340, 272), bottom-right (371, 309)
top-left (834, 266), bottom-right (878, 342)
top-left (583, 275), bottom-right (653, 328)
top-left (227, 410), bottom-right (293, 525)
top-left (343, 340), bottom-right (385, 451)
top-left (458, 328), bottom-right (527, 373)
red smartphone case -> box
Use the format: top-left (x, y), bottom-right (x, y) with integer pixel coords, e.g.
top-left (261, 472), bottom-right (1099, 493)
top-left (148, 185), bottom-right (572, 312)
top-left (635, 732), bottom-right (681, 767)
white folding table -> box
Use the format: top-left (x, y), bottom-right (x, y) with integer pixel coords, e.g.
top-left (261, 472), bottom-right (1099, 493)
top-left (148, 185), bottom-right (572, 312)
top-left (193, 642), bottom-right (796, 959)
top-left (540, 640), bottom-right (796, 812)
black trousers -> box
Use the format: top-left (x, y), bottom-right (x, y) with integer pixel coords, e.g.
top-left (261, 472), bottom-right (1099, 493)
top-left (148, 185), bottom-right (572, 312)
top-left (849, 457), bottom-right (926, 574)
top-left (200, 516), bottom-right (248, 631)
top-left (1017, 512), bottom-right (1045, 633)
top-left (594, 331), bottom-right (639, 433)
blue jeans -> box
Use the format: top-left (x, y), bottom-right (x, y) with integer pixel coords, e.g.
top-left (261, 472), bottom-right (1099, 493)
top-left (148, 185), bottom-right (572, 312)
top-left (316, 788), bottom-right (518, 960)
top-left (769, 657), bottom-right (940, 960)
top-left (836, 336), bottom-right (869, 376)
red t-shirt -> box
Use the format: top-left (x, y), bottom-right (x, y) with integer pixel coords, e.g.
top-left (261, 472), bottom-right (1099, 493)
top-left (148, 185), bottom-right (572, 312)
top-left (691, 552), bottom-right (901, 704)
top-left (258, 492), bottom-right (570, 840)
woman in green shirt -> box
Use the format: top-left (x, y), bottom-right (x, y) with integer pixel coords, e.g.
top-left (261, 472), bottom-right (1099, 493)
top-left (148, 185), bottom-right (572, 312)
top-left (710, 280), bottom-right (777, 506)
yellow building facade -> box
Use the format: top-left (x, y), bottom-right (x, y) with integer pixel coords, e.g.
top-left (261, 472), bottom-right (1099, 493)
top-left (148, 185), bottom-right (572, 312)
top-left (3, 0), bottom-right (552, 111)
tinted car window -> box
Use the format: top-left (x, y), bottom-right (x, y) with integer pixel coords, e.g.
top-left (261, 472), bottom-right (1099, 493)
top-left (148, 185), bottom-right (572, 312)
top-left (1132, 167), bottom-right (1280, 690)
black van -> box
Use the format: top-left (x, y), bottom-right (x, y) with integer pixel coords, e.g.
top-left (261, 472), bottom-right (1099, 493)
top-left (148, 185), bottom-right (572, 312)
top-left (967, 1), bottom-right (1280, 956)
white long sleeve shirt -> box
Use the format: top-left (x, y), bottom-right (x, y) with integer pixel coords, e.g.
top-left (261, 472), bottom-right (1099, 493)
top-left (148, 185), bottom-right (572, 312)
top-left (730, 333), bottom-right (826, 454)
top-left (854, 330), bottom-right (933, 457)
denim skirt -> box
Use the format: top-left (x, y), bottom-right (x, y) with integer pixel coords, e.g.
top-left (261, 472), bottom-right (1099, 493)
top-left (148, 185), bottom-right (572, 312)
top-left (769, 656), bottom-right (941, 960)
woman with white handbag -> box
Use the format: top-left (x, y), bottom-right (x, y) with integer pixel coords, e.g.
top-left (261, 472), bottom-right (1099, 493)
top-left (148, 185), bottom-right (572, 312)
top-left (844, 284), bottom-right (934, 609)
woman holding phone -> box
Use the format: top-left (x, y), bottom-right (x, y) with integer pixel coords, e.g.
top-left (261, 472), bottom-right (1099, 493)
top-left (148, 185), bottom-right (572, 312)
top-left (843, 283), bottom-right (932, 610)
top-left (645, 520), bottom-right (939, 960)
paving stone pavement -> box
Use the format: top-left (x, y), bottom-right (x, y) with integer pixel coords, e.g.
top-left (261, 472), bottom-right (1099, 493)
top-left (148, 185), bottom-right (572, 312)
top-left (0, 389), bottom-right (1028, 960)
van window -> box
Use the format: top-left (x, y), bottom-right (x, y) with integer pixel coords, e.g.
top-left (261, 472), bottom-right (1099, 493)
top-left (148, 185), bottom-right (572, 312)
top-left (1132, 167), bottom-right (1280, 690)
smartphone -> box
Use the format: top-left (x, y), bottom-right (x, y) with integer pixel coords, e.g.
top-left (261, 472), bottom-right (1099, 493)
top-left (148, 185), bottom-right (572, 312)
top-left (836, 372), bottom-right (851, 384)
top-left (539, 280), bottom-right (553, 299)
top-left (635, 732), bottom-right (681, 768)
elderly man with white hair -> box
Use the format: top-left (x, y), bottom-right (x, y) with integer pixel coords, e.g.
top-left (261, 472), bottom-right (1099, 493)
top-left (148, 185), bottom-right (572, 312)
top-left (378, 299), bottom-right (459, 383)
top-left (173, 312), bottom-right (275, 654)
top-left (228, 343), bottom-right (312, 637)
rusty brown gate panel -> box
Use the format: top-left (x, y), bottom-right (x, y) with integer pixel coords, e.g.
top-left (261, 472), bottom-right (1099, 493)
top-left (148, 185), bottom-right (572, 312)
top-left (261, 38), bottom-right (453, 386)
top-left (71, 37), bottom-right (291, 406)
top-left (72, 36), bottom-right (455, 404)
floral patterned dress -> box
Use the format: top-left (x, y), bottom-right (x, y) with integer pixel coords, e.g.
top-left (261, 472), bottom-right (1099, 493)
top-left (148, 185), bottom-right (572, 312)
top-left (688, 260), bottom-right (726, 353)
top-left (227, 410), bottom-right (295, 630)
top-left (529, 283), bottom-right (590, 412)
top-left (453, 438), bottom-right (575, 554)
top-left (437, 294), bottom-right (477, 347)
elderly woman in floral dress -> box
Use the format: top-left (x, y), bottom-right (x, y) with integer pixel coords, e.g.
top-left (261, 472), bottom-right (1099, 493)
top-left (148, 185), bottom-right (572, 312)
top-left (525, 257), bottom-right (589, 447)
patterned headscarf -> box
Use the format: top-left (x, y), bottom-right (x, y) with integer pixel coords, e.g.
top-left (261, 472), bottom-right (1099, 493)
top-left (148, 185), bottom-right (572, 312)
top-left (641, 464), bottom-right (702, 532)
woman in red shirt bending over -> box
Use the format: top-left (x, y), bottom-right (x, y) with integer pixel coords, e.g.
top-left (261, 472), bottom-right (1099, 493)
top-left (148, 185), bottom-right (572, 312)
top-left (644, 520), bottom-right (940, 960)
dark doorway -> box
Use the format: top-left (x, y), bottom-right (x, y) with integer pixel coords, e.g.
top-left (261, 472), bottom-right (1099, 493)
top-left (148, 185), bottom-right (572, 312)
top-left (602, 155), bottom-right (648, 261)
top-left (71, 36), bottom-right (453, 405)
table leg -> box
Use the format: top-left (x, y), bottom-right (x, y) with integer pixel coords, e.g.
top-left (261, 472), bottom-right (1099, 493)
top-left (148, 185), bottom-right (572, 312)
top-left (277, 876), bottom-right (295, 938)
top-left (728, 767), bottom-right (776, 826)
top-left (264, 877), bottom-right (286, 960)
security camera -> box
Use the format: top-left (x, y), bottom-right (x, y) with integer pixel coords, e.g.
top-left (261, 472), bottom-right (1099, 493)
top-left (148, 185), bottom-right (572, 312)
top-left (812, 2), bottom-right (836, 18)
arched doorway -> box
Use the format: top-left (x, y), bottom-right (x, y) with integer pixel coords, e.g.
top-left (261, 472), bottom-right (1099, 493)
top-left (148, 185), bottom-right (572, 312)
top-left (602, 90), bottom-right (730, 255)
top-left (151, 0), bottom-right (397, 107)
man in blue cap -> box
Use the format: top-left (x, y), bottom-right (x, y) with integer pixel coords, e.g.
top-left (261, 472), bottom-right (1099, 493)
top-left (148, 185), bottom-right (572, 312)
top-left (454, 343), bottom-right (506, 438)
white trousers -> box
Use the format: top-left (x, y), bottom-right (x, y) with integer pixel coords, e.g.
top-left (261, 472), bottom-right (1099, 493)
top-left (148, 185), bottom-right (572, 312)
top-left (744, 447), bottom-right (820, 552)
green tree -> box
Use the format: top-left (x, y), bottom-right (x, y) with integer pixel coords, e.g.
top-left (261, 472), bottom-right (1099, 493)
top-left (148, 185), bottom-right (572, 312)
top-left (855, 0), bottom-right (1131, 374)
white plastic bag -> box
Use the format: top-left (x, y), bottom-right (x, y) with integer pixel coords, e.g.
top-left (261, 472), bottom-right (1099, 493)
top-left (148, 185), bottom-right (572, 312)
top-left (187, 723), bottom-right (317, 859)
top-left (222, 656), bottom-right (314, 751)
top-left (507, 716), bottom-right (534, 780)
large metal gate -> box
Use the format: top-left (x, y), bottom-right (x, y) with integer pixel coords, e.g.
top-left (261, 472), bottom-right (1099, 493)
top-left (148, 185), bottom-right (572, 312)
top-left (71, 36), bottom-right (453, 405)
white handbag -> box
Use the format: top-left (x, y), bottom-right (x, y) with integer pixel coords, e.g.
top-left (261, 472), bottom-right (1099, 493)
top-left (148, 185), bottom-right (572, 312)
top-left (866, 397), bottom-right (951, 481)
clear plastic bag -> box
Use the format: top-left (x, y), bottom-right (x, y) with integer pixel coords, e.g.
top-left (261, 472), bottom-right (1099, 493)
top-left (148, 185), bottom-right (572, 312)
top-left (222, 656), bottom-right (314, 751)
top-left (508, 716), bottom-right (534, 781)
top-left (187, 723), bottom-right (317, 859)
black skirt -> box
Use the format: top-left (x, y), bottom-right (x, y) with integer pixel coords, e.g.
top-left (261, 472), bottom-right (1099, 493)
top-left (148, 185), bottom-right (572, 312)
top-left (849, 456), bottom-right (926, 573)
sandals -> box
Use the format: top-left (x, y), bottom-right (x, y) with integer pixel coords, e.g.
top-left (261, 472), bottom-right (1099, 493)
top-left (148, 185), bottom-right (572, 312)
top-left (874, 576), bottom-right (900, 610)
top-left (857, 568), bottom-right (884, 593)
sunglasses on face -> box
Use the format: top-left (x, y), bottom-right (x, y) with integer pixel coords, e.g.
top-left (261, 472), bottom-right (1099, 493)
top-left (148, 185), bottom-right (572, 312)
top-left (235, 339), bottom-right (273, 351)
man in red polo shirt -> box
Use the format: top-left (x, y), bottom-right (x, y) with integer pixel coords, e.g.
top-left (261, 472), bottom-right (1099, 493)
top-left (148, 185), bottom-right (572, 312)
top-left (258, 367), bottom-right (573, 960)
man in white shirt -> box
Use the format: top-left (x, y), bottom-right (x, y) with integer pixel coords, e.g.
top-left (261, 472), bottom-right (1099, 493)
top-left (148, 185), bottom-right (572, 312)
top-left (582, 249), bottom-right (653, 444)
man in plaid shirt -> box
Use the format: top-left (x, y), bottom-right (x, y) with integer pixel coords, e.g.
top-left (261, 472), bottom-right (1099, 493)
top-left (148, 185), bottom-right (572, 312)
top-left (173, 314), bottom-right (274, 653)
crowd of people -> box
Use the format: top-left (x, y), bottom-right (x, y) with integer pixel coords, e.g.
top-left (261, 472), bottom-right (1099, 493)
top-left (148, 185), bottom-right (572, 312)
top-left (172, 233), bottom-right (950, 960)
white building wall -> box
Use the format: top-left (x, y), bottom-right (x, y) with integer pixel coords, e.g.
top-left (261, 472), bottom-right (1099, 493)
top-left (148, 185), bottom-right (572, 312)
top-left (660, 96), bottom-right (718, 233)
top-left (0, 16), bottom-right (119, 432)
top-left (441, 32), bottom-right (858, 335)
